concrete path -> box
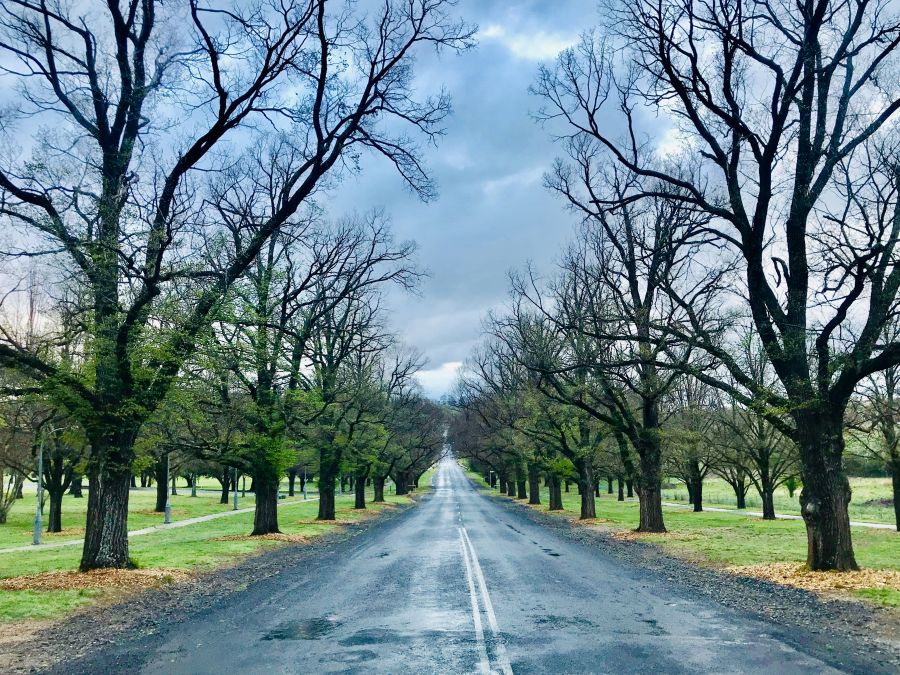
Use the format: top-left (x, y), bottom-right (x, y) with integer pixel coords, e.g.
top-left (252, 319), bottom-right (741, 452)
top-left (61, 458), bottom-right (872, 674)
top-left (0, 497), bottom-right (319, 555)
top-left (662, 501), bottom-right (896, 530)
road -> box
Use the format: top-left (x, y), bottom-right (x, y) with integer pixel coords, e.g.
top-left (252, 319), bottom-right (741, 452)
top-left (67, 458), bottom-right (855, 674)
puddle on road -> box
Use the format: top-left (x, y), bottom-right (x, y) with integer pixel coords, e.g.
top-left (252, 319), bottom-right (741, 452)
top-left (262, 616), bottom-right (342, 641)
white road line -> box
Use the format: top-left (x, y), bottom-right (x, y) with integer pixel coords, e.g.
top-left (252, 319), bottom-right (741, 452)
top-left (460, 526), bottom-right (514, 675)
top-left (459, 528), bottom-right (492, 675)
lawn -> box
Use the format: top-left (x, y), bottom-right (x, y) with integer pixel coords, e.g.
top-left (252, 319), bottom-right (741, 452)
top-left (469, 470), bottom-right (900, 607)
top-left (660, 475), bottom-right (896, 525)
top-left (0, 487), bottom-right (414, 623)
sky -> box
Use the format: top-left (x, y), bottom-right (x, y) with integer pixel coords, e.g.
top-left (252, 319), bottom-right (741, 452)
top-left (332, 0), bottom-right (600, 399)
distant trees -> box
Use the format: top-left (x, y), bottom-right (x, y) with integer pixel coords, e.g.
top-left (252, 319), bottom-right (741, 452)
top-left (0, 0), bottom-right (472, 569)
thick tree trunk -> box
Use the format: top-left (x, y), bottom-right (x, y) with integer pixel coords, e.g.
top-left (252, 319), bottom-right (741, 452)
top-left (548, 475), bottom-right (563, 511)
top-left (80, 469), bottom-right (132, 570)
top-left (795, 409), bottom-right (858, 571)
top-left (617, 476), bottom-right (624, 501)
top-left (287, 468), bottom-right (297, 497)
top-left (761, 488), bottom-right (776, 520)
top-left (564, 480), bottom-right (570, 493)
top-left (527, 465), bottom-right (541, 505)
top-left (686, 481), bottom-right (694, 506)
top-left (69, 475), bottom-right (83, 497)
top-left (516, 480), bottom-right (527, 499)
top-left (47, 488), bottom-right (63, 533)
top-left (354, 471), bottom-right (367, 509)
top-left (577, 462), bottom-right (596, 520)
top-left (251, 477), bottom-right (280, 535)
top-left (626, 480), bottom-right (634, 498)
top-left (154, 457), bottom-right (167, 512)
top-left (690, 462), bottom-right (703, 513)
top-left (219, 469), bottom-right (230, 504)
top-left (736, 489), bottom-right (747, 510)
top-left (374, 476), bottom-right (386, 503)
top-left (635, 433), bottom-right (665, 532)
top-left (395, 471), bottom-right (410, 496)
top-left (318, 482), bottom-right (336, 520)
top-left (607, 476), bottom-right (613, 494)
top-left (506, 480), bottom-right (517, 497)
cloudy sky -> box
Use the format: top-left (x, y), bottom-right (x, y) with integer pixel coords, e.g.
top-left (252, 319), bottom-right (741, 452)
top-left (333, 0), bottom-right (600, 398)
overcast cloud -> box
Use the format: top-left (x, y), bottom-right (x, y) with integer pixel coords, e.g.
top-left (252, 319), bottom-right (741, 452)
top-left (332, 0), bottom-right (599, 398)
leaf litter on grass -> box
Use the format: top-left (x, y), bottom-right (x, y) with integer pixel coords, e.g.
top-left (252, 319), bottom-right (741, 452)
top-left (726, 562), bottom-right (900, 594)
top-left (0, 568), bottom-right (190, 591)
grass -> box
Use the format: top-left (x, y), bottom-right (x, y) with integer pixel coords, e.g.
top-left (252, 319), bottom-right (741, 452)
top-left (0, 486), bottom-right (415, 623)
top-left (660, 476), bottom-right (896, 525)
top-left (470, 470), bottom-right (900, 606)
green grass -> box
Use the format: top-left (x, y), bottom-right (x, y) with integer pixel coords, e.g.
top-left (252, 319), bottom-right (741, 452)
top-left (0, 588), bottom-right (102, 621)
top-left (661, 476), bottom-right (896, 525)
top-left (0, 487), bottom-right (415, 623)
top-left (470, 470), bottom-right (900, 606)
top-left (854, 588), bottom-right (900, 608)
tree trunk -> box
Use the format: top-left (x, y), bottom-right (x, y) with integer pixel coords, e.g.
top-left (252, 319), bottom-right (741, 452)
top-left (607, 476), bottom-right (613, 494)
top-left (154, 457), bottom-right (167, 512)
top-left (635, 434), bottom-right (666, 532)
top-left (690, 462), bottom-right (703, 513)
top-left (354, 471), bottom-right (367, 509)
top-left (564, 480), bottom-right (570, 493)
top-left (686, 481), bottom-right (695, 506)
top-left (80, 468), bottom-right (131, 570)
top-left (318, 482), bottom-right (336, 520)
top-left (47, 487), bottom-right (63, 533)
top-left (548, 475), bottom-right (563, 511)
top-left (251, 476), bottom-right (280, 535)
top-left (617, 476), bottom-right (625, 501)
top-left (577, 462), bottom-right (596, 520)
top-left (736, 488), bottom-right (747, 510)
top-left (795, 410), bottom-right (858, 571)
top-left (287, 468), bottom-right (297, 497)
top-left (170, 475), bottom-right (177, 496)
top-left (395, 471), bottom-right (410, 496)
top-left (527, 465), bottom-right (541, 505)
top-left (219, 469), bottom-right (230, 504)
top-left (373, 476), bottom-right (386, 503)
top-left (516, 480), bottom-right (527, 499)
top-left (626, 480), bottom-right (634, 498)
top-left (761, 488), bottom-right (776, 520)
top-left (69, 475), bottom-right (83, 497)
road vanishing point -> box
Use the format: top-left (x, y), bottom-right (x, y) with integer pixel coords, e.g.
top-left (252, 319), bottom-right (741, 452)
top-left (66, 458), bottom-right (853, 674)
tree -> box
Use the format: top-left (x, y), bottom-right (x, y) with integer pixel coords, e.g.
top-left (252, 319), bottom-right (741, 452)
top-left (0, 0), bottom-right (472, 569)
top-left (534, 0), bottom-right (900, 570)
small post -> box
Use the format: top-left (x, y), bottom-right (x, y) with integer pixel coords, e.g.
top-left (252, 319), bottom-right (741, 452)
top-left (32, 432), bottom-right (45, 545)
top-left (164, 453), bottom-right (171, 524)
top-left (232, 468), bottom-right (239, 511)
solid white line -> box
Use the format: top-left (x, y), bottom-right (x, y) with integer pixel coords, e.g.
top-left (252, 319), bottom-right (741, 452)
top-left (460, 526), bottom-right (514, 675)
top-left (459, 528), bottom-right (492, 675)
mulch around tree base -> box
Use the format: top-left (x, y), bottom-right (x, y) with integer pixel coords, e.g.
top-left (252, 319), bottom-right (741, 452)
top-left (0, 568), bottom-right (190, 591)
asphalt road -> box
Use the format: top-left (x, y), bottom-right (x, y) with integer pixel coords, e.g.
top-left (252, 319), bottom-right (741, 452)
top-left (67, 458), bottom-right (854, 674)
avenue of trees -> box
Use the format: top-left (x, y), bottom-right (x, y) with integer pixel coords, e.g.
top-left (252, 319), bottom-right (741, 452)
top-left (452, 0), bottom-right (900, 572)
top-left (0, 0), bottom-right (467, 570)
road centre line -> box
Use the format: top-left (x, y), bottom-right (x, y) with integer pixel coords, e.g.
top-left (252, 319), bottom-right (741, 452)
top-left (459, 527), bottom-right (492, 674)
top-left (459, 526), bottom-right (515, 675)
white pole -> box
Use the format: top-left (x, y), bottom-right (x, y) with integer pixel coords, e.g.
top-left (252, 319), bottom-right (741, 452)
top-left (32, 432), bottom-right (44, 545)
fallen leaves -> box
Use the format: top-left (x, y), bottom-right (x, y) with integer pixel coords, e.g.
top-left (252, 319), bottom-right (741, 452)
top-left (0, 568), bottom-right (190, 592)
top-left (608, 530), bottom-right (699, 541)
top-left (211, 533), bottom-right (309, 543)
top-left (726, 562), bottom-right (900, 594)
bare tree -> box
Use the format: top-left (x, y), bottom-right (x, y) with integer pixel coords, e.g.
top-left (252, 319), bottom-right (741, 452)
top-left (0, 0), bottom-right (472, 569)
top-left (534, 0), bottom-right (900, 570)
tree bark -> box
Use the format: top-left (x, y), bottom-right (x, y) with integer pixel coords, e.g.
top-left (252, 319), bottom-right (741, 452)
top-left (635, 433), bottom-right (665, 532)
top-left (607, 476), bottom-right (613, 494)
top-left (154, 457), bottom-right (167, 512)
top-left (287, 468), bottom-right (297, 497)
top-left (318, 482), bottom-right (336, 520)
top-left (47, 488), bottom-right (63, 533)
top-left (626, 480), bottom-right (634, 498)
top-left (891, 459), bottom-right (900, 532)
top-left (795, 410), bottom-right (858, 571)
top-left (577, 462), bottom-right (596, 520)
top-left (251, 476), bottom-right (280, 535)
top-left (617, 476), bottom-right (625, 501)
top-left (516, 480), bottom-right (527, 499)
top-left (373, 476), bottom-right (386, 503)
top-left (219, 469), bottom-right (230, 504)
top-left (736, 489), bottom-right (747, 510)
top-left (80, 468), bottom-right (132, 570)
top-left (354, 470), bottom-right (368, 509)
top-left (761, 488), bottom-right (776, 520)
top-left (69, 475), bottom-right (83, 497)
top-left (527, 464), bottom-right (541, 505)
top-left (548, 475), bottom-right (563, 511)
top-left (690, 461), bottom-right (703, 513)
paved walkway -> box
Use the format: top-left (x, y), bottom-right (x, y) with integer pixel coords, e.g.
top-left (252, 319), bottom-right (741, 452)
top-left (0, 497), bottom-right (320, 555)
top-left (662, 501), bottom-right (896, 530)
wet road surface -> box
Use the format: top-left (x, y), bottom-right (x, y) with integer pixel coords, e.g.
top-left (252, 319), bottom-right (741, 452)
top-left (67, 458), bottom-right (853, 674)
